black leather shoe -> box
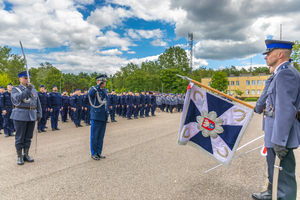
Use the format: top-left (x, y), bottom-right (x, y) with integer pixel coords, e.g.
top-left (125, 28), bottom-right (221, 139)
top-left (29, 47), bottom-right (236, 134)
top-left (23, 148), bottom-right (34, 162)
top-left (17, 150), bottom-right (24, 165)
top-left (45, 126), bottom-right (48, 129)
top-left (78, 124), bottom-right (83, 127)
top-left (9, 133), bottom-right (15, 136)
top-left (41, 129), bottom-right (46, 132)
top-left (127, 118), bottom-right (133, 120)
top-left (98, 154), bottom-right (106, 158)
top-left (38, 130), bottom-right (42, 133)
top-left (91, 155), bottom-right (100, 160)
top-left (252, 183), bottom-right (272, 200)
top-left (113, 120), bottom-right (117, 122)
top-left (55, 127), bottom-right (60, 130)
top-left (52, 128), bottom-right (55, 131)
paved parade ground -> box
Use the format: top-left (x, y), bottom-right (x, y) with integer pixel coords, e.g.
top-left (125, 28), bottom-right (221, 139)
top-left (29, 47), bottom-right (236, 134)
top-left (0, 103), bottom-right (299, 200)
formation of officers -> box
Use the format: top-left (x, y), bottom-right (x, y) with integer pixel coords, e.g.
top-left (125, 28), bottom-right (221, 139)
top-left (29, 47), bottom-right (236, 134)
top-left (0, 82), bottom-right (185, 135)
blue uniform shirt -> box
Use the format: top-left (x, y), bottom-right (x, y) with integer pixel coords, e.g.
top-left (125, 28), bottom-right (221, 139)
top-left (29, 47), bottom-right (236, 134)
top-left (48, 92), bottom-right (62, 108)
top-left (88, 85), bottom-right (109, 122)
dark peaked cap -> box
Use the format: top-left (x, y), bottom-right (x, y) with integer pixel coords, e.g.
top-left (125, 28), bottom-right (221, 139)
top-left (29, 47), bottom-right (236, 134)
top-left (263, 39), bottom-right (294, 55)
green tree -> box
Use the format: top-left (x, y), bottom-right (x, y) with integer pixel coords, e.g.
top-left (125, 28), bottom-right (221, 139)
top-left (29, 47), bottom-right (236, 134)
top-left (160, 68), bottom-right (188, 93)
top-left (0, 72), bottom-right (12, 87)
top-left (234, 88), bottom-right (244, 96)
top-left (210, 71), bottom-right (228, 92)
top-left (158, 46), bottom-right (190, 74)
top-left (77, 78), bottom-right (89, 91)
top-left (44, 67), bottom-right (64, 92)
top-left (291, 40), bottom-right (300, 71)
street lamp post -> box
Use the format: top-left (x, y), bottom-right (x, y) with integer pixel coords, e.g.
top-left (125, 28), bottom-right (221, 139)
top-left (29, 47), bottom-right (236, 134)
top-left (60, 76), bottom-right (62, 93)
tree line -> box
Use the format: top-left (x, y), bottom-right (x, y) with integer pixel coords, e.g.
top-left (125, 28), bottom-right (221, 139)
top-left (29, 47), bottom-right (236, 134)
top-left (1, 41), bottom-right (299, 94)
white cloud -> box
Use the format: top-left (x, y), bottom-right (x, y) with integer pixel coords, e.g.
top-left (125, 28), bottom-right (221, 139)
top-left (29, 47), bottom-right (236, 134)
top-left (126, 28), bottom-right (164, 40)
top-left (100, 48), bottom-right (123, 55)
top-left (107, 0), bottom-right (186, 23)
top-left (150, 39), bottom-right (168, 46)
top-left (127, 51), bottom-right (136, 54)
top-left (87, 5), bottom-right (133, 29)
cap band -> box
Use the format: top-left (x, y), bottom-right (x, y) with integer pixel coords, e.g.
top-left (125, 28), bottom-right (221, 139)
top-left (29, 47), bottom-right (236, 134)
top-left (266, 43), bottom-right (293, 49)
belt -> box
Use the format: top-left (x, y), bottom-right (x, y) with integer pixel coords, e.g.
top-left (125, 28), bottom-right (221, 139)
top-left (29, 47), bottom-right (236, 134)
top-left (52, 104), bottom-right (60, 106)
top-left (63, 104), bottom-right (68, 106)
top-left (5, 106), bottom-right (14, 108)
top-left (76, 105), bottom-right (82, 107)
top-left (15, 106), bottom-right (36, 110)
top-left (264, 110), bottom-right (298, 119)
top-left (42, 105), bottom-right (47, 107)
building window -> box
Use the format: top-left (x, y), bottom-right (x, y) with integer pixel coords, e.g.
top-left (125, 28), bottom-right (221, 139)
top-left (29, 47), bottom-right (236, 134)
top-left (246, 90), bottom-right (250, 95)
top-left (236, 81), bottom-right (239, 86)
top-left (263, 80), bottom-right (266, 85)
top-left (257, 80), bottom-right (261, 85)
top-left (227, 90), bottom-right (230, 95)
top-left (252, 80), bottom-right (255, 85)
top-left (252, 90), bottom-right (255, 95)
top-left (246, 81), bottom-right (250, 85)
top-left (208, 82), bottom-right (211, 86)
top-left (257, 89), bottom-right (261, 95)
top-left (231, 81), bottom-right (234, 86)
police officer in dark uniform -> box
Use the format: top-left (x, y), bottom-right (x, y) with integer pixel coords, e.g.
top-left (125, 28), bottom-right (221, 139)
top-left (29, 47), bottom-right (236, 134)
top-left (0, 86), bottom-right (4, 134)
top-left (109, 89), bottom-right (117, 122)
top-left (150, 92), bottom-right (156, 116)
top-left (121, 92), bottom-right (126, 118)
top-left (252, 40), bottom-right (300, 200)
top-left (133, 91), bottom-right (140, 119)
top-left (126, 91), bottom-right (133, 120)
top-left (1, 83), bottom-right (15, 137)
top-left (48, 85), bottom-right (62, 131)
top-left (145, 91), bottom-right (150, 117)
top-left (37, 85), bottom-right (48, 133)
top-left (61, 90), bottom-right (69, 123)
top-left (139, 91), bottom-right (145, 118)
top-left (83, 89), bottom-right (91, 126)
top-left (10, 71), bottom-right (42, 165)
top-left (72, 89), bottom-right (83, 127)
top-left (89, 75), bottom-right (109, 160)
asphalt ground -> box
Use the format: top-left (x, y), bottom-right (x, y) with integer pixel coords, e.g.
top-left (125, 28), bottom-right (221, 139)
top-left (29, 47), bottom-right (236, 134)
top-left (0, 103), bottom-right (299, 200)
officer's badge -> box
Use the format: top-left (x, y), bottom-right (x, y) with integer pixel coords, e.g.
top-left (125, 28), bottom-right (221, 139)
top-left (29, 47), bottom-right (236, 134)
top-left (196, 111), bottom-right (224, 138)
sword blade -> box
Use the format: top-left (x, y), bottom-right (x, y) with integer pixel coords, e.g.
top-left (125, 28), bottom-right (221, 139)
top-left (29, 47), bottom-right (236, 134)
top-left (19, 41), bottom-right (30, 83)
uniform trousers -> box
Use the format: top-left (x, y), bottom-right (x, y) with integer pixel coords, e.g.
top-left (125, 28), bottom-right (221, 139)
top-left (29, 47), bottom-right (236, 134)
top-left (90, 119), bottom-right (106, 155)
top-left (14, 120), bottom-right (35, 150)
top-left (161, 104), bottom-right (165, 111)
top-left (2, 108), bottom-right (14, 134)
top-left (267, 148), bottom-right (296, 200)
top-left (110, 105), bottom-right (116, 120)
top-left (151, 104), bottom-right (156, 116)
top-left (51, 106), bottom-right (60, 128)
top-left (140, 104), bottom-right (145, 117)
top-left (85, 105), bottom-right (91, 124)
top-left (61, 105), bottom-right (69, 122)
top-left (37, 106), bottom-right (47, 130)
top-left (74, 107), bottom-right (82, 125)
top-left (126, 105), bottom-right (133, 118)
top-left (145, 104), bottom-right (150, 116)
top-left (133, 105), bottom-right (139, 118)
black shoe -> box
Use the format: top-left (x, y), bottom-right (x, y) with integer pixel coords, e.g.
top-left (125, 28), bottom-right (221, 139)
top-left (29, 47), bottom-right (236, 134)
top-left (5, 134), bottom-right (9, 137)
top-left (38, 130), bottom-right (42, 133)
top-left (52, 128), bottom-right (55, 131)
top-left (127, 118), bottom-right (133, 120)
top-left (86, 123), bottom-right (90, 126)
top-left (97, 154), bottom-right (106, 158)
top-left (45, 126), bottom-right (48, 129)
top-left (9, 133), bottom-right (15, 136)
top-left (78, 124), bottom-right (83, 127)
top-left (91, 155), bottom-right (100, 160)
top-left (252, 183), bottom-right (272, 200)
top-left (17, 150), bottom-right (24, 165)
top-left (23, 148), bottom-right (34, 162)
top-left (152, 115), bottom-right (156, 116)
top-left (111, 120), bottom-right (114, 122)
top-left (55, 127), bottom-right (60, 130)
top-left (41, 129), bottom-right (46, 132)
top-left (107, 121), bottom-right (109, 123)
top-left (113, 120), bottom-right (117, 122)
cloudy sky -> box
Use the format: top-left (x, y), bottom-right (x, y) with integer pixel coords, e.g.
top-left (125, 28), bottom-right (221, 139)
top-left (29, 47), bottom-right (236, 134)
top-left (1, 0), bottom-right (299, 75)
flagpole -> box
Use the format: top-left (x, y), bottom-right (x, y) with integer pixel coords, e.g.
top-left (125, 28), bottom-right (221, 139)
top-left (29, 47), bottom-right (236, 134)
top-left (176, 74), bottom-right (255, 109)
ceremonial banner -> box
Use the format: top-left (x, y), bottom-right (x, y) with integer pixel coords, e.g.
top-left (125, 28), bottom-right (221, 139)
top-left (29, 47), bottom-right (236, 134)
top-left (178, 83), bottom-right (254, 165)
